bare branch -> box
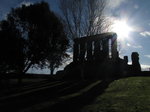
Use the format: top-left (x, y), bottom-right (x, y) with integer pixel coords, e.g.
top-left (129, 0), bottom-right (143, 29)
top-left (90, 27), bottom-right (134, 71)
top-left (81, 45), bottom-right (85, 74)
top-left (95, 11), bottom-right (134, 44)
top-left (59, 0), bottom-right (110, 41)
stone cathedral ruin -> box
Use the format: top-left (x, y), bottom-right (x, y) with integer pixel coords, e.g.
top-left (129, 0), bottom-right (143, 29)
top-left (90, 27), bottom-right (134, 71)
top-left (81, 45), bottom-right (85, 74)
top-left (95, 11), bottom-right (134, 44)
top-left (62, 32), bottom-right (141, 79)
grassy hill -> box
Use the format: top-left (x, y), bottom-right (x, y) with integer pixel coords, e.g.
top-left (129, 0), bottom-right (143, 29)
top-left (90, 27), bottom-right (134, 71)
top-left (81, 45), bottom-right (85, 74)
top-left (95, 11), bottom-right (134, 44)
top-left (0, 76), bottom-right (150, 112)
top-left (82, 77), bottom-right (150, 112)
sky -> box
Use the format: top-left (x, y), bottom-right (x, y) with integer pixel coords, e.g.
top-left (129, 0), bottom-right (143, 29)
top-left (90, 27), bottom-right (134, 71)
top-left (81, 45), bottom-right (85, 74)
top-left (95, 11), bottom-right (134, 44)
top-left (106, 0), bottom-right (150, 70)
top-left (1, 0), bottom-right (150, 73)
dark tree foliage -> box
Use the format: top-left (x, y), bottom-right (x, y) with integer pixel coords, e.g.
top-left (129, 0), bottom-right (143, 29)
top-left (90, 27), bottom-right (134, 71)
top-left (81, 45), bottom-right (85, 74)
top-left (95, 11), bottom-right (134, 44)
top-left (0, 20), bottom-right (25, 74)
top-left (0, 2), bottom-right (69, 75)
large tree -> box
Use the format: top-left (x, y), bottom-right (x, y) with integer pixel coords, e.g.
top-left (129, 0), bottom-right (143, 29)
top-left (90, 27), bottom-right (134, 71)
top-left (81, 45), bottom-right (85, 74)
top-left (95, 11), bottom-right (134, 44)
top-left (59, 0), bottom-right (110, 41)
top-left (0, 2), bottom-right (68, 75)
top-left (0, 20), bottom-right (25, 74)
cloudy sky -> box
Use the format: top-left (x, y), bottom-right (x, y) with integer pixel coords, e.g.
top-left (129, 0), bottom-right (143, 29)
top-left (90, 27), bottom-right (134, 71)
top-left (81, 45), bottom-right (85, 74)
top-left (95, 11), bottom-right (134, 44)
top-left (107, 0), bottom-right (150, 70)
top-left (1, 0), bottom-right (150, 73)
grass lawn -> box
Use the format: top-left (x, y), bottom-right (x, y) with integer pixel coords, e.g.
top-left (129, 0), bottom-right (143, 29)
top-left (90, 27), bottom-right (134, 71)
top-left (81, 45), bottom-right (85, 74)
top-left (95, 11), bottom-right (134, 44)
top-left (82, 77), bottom-right (150, 112)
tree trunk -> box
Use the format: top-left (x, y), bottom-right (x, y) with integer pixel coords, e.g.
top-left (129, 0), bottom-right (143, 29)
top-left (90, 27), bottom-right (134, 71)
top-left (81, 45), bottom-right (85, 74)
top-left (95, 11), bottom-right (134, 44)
top-left (18, 72), bottom-right (23, 86)
top-left (18, 62), bottom-right (32, 86)
top-left (50, 64), bottom-right (55, 75)
top-left (50, 67), bottom-right (54, 75)
top-left (23, 62), bottom-right (33, 73)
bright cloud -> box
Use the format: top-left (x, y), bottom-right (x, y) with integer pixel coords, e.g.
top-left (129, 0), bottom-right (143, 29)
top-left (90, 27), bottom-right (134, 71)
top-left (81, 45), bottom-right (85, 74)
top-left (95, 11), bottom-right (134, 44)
top-left (141, 64), bottom-right (150, 71)
top-left (19, 1), bottom-right (32, 6)
top-left (127, 43), bottom-right (131, 47)
top-left (127, 43), bottom-right (142, 48)
top-left (140, 31), bottom-right (150, 37)
top-left (144, 55), bottom-right (150, 58)
top-left (107, 0), bottom-right (128, 9)
top-left (133, 45), bottom-right (143, 48)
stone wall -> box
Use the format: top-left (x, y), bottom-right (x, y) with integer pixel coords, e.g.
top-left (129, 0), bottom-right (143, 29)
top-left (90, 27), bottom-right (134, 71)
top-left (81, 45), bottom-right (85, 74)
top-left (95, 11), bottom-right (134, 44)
top-left (73, 33), bottom-right (118, 62)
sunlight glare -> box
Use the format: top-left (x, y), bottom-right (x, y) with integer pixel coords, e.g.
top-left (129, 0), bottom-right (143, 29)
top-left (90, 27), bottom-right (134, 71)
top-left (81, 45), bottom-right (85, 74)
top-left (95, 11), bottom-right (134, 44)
top-left (112, 20), bottom-right (133, 40)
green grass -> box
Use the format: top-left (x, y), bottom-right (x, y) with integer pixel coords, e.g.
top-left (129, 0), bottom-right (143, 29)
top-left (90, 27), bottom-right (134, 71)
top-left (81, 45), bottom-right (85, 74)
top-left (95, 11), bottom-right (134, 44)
top-left (82, 77), bottom-right (150, 112)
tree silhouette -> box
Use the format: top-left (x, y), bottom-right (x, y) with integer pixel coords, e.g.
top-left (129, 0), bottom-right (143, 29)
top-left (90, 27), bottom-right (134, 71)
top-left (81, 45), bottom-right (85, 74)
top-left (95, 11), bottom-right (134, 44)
top-left (0, 20), bottom-right (25, 74)
top-left (0, 2), bottom-right (69, 75)
top-left (59, 0), bottom-right (110, 41)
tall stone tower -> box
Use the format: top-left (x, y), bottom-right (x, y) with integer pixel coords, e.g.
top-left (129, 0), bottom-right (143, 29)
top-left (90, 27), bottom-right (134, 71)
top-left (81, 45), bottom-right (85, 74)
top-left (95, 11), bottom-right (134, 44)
top-left (131, 52), bottom-right (141, 73)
